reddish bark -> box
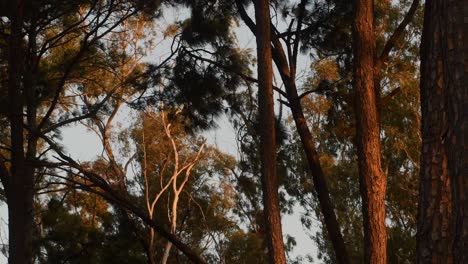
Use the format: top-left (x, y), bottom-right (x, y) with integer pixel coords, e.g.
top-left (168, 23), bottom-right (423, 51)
top-left (254, 0), bottom-right (287, 263)
top-left (416, 0), bottom-right (468, 263)
top-left (352, 0), bottom-right (387, 263)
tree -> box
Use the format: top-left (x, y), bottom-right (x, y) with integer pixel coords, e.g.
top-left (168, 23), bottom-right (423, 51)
top-left (35, 106), bottom-right (240, 263)
top-left (254, 0), bottom-right (287, 263)
top-left (416, 0), bottom-right (467, 263)
top-left (2, 0), bottom-right (143, 261)
top-left (170, 1), bottom-right (420, 262)
top-left (233, 2), bottom-right (351, 261)
top-left (352, 0), bottom-right (419, 262)
top-left (352, 0), bottom-right (386, 262)
top-left (6, 1), bottom-right (30, 263)
top-left (0, 1), bottom-right (210, 262)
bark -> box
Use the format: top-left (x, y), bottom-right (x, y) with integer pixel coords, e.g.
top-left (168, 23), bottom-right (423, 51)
top-left (416, 0), bottom-right (468, 263)
top-left (254, 0), bottom-right (287, 263)
top-left (352, 0), bottom-right (387, 263)
top-left (7, 0), bottom-right (35, 263)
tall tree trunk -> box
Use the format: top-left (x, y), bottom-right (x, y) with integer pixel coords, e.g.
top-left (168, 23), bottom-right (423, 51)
top-left (285, 80), bottom-right (350, 264)
top-left (7, 0), bottom-right (34, 263)
top-left (416, 0), bottom-right (467, 263)
top-left (352, 0), bottom-right (387, 263)
top-left (254, 0), bottom-right (287, 263)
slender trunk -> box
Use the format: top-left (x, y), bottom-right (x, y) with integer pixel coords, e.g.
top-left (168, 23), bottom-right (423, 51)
top-left (7, 0), bottom-right (34, 263)
top-left (161, 194), bottom-right (179, 264)
top-left (416, 0), bottom-right (467, 263)
top-left (161, 241), bottom-right (172, 264)
top-left (352, 0), bottom-right (386, 263)
top-left (254, 1), bottom-right (287, 263)
top-left (285, 80), bottom-right (350, 264)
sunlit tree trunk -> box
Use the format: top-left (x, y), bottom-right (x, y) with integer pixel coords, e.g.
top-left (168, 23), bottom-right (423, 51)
top-left (416, 0), bottom-right (467, 263)
top-left (352, 0), bottom-right (386, 263)
top-left (253, 0), bottom-right (287, 263)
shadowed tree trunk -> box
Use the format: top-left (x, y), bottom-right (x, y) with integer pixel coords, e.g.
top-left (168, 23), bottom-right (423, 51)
top-left (7, 0), bottom-right (35, 263)
top-left (416, 0), bottom-right (467, 263)
top-left (254, 0), bottom-right (287, 263)
top-left (352, 0), bottom-right (386, 263)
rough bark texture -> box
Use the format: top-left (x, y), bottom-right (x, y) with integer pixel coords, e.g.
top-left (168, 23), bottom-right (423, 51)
top-left (352, 0), bottom-right (387, 263)
top-left (254, 0), bottom-right (287, 263)
top-left (7, 0), bottom-right (34, 263)
top-left (416, 0), bottom-right (468, 263)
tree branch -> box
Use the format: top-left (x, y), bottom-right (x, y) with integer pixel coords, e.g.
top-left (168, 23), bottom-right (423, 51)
top-left (375, 0), bottom-right (420, 71)
top-left (31, 129), bottom-right (207, 264)
top-left (291, 0), bottom-right (308, 77)
top-left (186, 51), bottom-right (288, 98)
top-left (379, 87), bottom-right (401, 107)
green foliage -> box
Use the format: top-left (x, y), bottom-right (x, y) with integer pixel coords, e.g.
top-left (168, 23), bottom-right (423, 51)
top-left (37, 198), bottom-right (147, 264)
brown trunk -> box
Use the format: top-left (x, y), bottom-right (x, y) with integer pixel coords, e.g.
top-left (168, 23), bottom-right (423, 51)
top-left (254, 0), bottom-right (287, 263)
top-left (416, 0), bottom-right (467, 263)
top-left (352, 0), bottom-right (387, 263)
top-left (7, 0), bottom-right (34, 263)
top-left (286, 80), bottom-right (350, 264)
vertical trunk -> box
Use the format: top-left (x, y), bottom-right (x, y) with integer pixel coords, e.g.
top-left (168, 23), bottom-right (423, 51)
top-left (254, 0), bottom-right (287, 263)
top-left (416, 0), bottom-right (467, 263)
top-left (161, 240), bottom-right (172, 264)
top-left (161, 194), bottom-right (179, 264)
top-left (352, 0), bottom-right (387, 263)
top-left (7, 0), bottom-right (34, 263)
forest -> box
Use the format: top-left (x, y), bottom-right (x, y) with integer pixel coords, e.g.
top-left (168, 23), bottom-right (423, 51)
top-left (0, 0), bottom-right (466, 263)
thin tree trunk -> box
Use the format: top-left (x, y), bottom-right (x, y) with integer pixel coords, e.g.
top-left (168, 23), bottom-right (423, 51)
top-left (416, 0), bottom-right (467, 263)
top-left (254, 0), bottom-right (287, 263)
top-left (161, 194), bottom-right (178, 264)
top-left (161, 242), bottom-right (172, 264)
top-left (286, 80), bottom-right (350, 264)
top-left (352, 0), bottom-right (387, 263)
top-left (7, 0), bottom-right (34, 263)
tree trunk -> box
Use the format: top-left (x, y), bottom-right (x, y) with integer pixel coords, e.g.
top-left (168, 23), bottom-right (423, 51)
top-left (285, 80), bottom-right (350, 264)
top-left (254, 0), bottom-right (287, 263)
top-left (352, 0), bottom-right (387, 263)
top-left (416, 0), bottom-right (467, 263)
top-left (7, 0), bottom-right (34, 263)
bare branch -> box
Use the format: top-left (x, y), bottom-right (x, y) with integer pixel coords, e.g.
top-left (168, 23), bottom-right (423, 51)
top-left (379, 87), bottom-right (401, 107)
